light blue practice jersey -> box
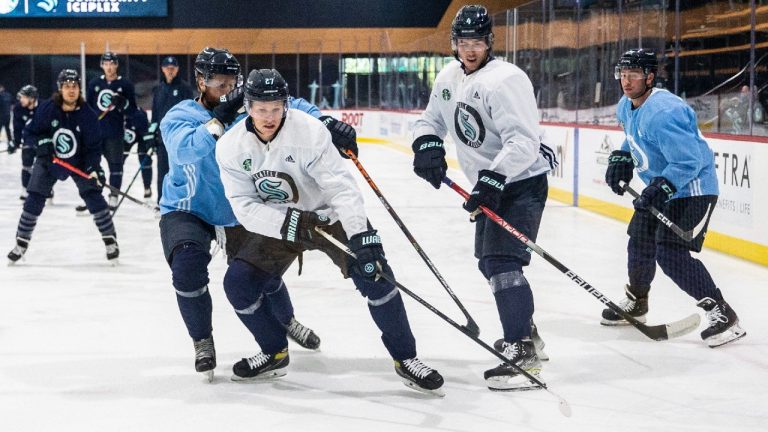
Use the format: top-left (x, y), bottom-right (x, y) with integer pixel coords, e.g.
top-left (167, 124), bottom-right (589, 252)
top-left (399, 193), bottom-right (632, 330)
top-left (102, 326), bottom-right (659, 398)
top-left (618, 88), bottom-right (718, 198)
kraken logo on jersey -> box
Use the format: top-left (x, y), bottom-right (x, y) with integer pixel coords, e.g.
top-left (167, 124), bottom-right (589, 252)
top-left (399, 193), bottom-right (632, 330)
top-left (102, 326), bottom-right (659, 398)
top-left (442, 89), bottom-right (451, 101)
top-left (625, 134), bottom-right (649, 173)
top-left (242, 158), bottom-right (252, 171)
top-left (124, 128), bottom-right (136, 144)
top-left (52, 128), bottom-right (78, 158)
top-left (97, 89), bottom-right (118, 112)
top-left (453, 102), bottom-right (485, 148)
top-left (253, 170), bottom-right (299, 204)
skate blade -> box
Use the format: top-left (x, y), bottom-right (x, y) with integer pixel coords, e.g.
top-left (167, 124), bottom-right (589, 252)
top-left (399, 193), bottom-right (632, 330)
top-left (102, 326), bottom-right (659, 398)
top-left (707, 325), bottom-right (747, 348)
top-left (400, 378), bottom-right (445, 397)
top-left (201, 369), bottom-right (214, 383)
top-left (231, 369), bottom-right (287, 382)
top-left (600, 314), bottom-right (647, 326)
top-left (536, 348), bottom-right (550, 362)
top-left (486, 370), bottom-right (543, 392)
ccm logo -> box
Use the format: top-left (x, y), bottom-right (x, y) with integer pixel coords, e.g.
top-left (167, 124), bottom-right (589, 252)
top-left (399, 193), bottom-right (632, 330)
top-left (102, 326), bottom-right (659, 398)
top-left (341, 112), bottom-right (364, 127)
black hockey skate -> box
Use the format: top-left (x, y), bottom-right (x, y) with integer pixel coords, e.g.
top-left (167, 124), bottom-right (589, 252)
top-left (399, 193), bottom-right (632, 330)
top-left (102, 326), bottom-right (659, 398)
top-left (494, 319), bottom-right (549, 361)
top-left (232, 348), bottom-right (289, 382)
top-left (697, 297), bottom-right (746, 348)
top-left (193, 336), bottom-right (216, 382)
top-left (75, 204), bottom-right (89, 216)
top-left (285, 317), bottom-right (321, 350)
top-left (601, 285), bottom-right (648, 326)
top-left (7, 237), bottom-right (30, 264)
top-left (108, 194), bottom-right (118, 211)
top-left (144, 188), bottom-right (152, 199)
top-left (102, 235), bottom-right (119, 263)
top-left (394, 357), bottom-right (445, 397)
top-left (485, 338), bottom-right (542, 391)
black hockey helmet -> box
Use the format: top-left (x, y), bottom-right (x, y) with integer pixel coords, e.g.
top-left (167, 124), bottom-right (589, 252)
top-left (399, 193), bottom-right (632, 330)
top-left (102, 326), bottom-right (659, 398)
top-left (101, 51), bottom-right (119, 64)
top-left (194, 47), bottom-right (241, 82)
top-left (450, 5), bottom-right (494, 61)
top-left (17, 84), bottom-right (39, 99)
top-left (614, 49), bottom-right (658, 79)
top-left (244, 69), bottom-right (289, 103)
top-left (57, 69), bottom-right (80, 89)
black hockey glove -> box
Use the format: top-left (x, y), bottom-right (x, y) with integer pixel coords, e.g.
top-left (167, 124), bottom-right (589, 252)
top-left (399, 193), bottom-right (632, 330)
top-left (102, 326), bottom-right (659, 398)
top-left (633, 176), bottom-right (676, 212)
top-left (35, 138), bottom-right (54, 166)
top-left (412, 134), bottom-right (447, 189)
top-left (86, 165), bottom-right (107, 188)
top-left (605, 150), bottom-right (634, 195)
top-left (212, 86), bottom-right (245, 126)
top-left (348, 229), bottom-right (387, 280)
top-left (280, 208), bottom-right (331, 244)
top-left (111, 93), bottom-right (127, 113)
top-left (463, 169), bottom-right (506, 215)
top-left (319, 116), bottom-right (358, 159)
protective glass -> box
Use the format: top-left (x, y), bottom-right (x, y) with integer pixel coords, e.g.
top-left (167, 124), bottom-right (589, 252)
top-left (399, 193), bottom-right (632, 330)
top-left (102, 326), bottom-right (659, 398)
top-left (454, 38), bottom-right (489, 52)
top-left (204, 75), bottom-right (243, 92)
top-left (245, 99), bottom-right (288, 120)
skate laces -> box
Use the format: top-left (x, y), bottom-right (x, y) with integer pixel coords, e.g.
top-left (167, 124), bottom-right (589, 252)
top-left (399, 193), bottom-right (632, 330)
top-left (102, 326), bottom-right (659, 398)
top-left (501, 342), bottom-right (521, 360)
top-left (245, 352), bottom-right (271, 370)
top-left (287, 318), bottom-right (312, 343)
top-left (618, 296), bottom-right (637, 312)
top-left (705, 304), bottom-right (729, 327)
top-left (194, 338), bottom-right (215, 360)
top-left (402, 358), bottom-right (433, 379)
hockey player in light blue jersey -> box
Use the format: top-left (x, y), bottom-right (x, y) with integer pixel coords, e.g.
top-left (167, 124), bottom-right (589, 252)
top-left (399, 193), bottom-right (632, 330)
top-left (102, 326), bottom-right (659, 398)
top-left (603, 49), bottom-right (745, 348)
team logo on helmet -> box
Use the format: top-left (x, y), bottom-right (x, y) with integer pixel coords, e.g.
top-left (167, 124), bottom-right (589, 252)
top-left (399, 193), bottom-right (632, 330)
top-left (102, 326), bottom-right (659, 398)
top-left (252, 170), bottom-right (299, 204)
top-left (442, 89), bottom-right (451, 101)
top-left (453, 102), bottom-right (485, 148)
top-left (52, 128), bottom-right (78, 158)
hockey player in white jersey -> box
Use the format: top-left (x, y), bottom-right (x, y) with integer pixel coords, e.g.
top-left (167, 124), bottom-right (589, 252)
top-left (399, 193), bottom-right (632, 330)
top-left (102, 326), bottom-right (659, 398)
top-left (603, 49), bottom-right (745, 347)
top-left (410, 5), bottom-right (557, 391)
top-left (216, 69), bottom-right (444, 395)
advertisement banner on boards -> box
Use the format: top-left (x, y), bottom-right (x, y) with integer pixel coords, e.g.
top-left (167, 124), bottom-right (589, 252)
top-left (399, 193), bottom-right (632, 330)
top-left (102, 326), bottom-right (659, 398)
top-left (0, 0), bottom-right (168, 17)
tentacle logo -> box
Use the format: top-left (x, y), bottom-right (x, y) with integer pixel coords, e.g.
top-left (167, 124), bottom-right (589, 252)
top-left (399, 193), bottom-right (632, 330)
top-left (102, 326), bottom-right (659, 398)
top-left (97, 89), bottom-right (116, 112)
top-left (124, 129), bottom-right (136, 144)
top-left (258, 179), bottom-right (289, 202)
top-left (626, 134), bottom-right (649, 173)
top-left (253, 170), bottom-right (299, 204)
top-left (36, 0), bottom-right (57, 13)
top-left (52, 128), bottom-right (78, 158)
top-left (453, 102), bottom-right (485, 148)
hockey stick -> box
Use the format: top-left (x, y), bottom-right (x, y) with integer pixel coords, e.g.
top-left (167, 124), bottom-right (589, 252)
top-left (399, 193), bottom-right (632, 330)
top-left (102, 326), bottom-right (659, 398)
top-left (344, 149), bottom-right (481, 337)
top-left (315, 226), bottom-right (571, 417)
top-left (97, 104), bottom-right (115, 121)
top-left (52, 157), bottom-right (160, 213)
top-left (112, 147), bottom-right (155, 216)
top-left (620, 182), bottom-right (703, 242)
top-left (442, 177), bottom-right (700, 341)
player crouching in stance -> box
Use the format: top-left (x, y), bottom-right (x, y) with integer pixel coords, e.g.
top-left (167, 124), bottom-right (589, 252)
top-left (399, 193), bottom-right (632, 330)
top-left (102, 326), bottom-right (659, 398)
top-left (7, 69), bottom-right (118, 265)
top-left (216, 69), bottom-right (444, 396)
top-left (603, 49), bottom-right (745, 348)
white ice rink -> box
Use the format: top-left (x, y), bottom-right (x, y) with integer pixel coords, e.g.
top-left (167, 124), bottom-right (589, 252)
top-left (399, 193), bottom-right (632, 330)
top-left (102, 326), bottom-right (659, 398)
top-left (1, 144), bottom-right (766, 432)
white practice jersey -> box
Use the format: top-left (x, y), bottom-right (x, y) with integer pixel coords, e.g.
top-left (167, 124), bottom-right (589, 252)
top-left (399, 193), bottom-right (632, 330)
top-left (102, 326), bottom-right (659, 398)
top-left (414, 59), bottom-right (556, 185)
top-left (216, 108), bottom-right (368, 240)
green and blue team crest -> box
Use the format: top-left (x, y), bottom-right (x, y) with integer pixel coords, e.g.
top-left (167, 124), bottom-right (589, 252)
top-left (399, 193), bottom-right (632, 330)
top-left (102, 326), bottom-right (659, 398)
top-left (242, 158), bottom-right (252, 171)
top-left (442, 89), bottom-right (451, 101)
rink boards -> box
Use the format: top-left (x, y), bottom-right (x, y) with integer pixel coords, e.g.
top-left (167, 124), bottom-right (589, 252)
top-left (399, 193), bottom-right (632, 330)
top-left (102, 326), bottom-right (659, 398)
top-left (323, 109), bottom-right (768, 266)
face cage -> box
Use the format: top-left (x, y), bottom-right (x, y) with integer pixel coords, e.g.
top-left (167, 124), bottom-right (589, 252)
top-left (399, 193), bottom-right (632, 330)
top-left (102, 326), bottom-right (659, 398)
top-left (244, 98), bottom-right (289, 119)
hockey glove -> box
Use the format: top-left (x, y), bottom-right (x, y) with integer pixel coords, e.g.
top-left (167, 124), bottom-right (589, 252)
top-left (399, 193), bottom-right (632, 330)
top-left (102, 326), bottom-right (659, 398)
top-left (35, 138), bottom-right (54, 166)
top-left (605, 150), bottom-right (634, 195)
top-left (111, 93), bottom-right (127, 113)
top-left (348, 229), bottom-right (387, 280)
top-left (280, 208), bottom-right (331, 244)
top-left (463, 169), bottom-right (506, 215)
top-left (319, 116), bottom-right (358, 159)
top-left (87, 166), bottom-right (107, 188)
top-left (145, 123), bottom-right (159, 150)
top-left (412, 134), bottom-right (447, 189)
top-left (633, 176), bottom-right (676, 212)
top-left (212, 86), bottom-right (245, 126)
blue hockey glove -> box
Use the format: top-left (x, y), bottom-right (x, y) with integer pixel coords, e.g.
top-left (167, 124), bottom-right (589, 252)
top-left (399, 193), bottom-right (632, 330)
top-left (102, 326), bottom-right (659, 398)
top-left (633, 176), bottom-right (676, 212)
top-left (348, 229), bottom-right (387, 280)
top-left (320, 116), bottom-right (358, 159)
top-left (412, 134), bottom-right (447, 189)
top-left (280, 208), bottom-right (331, 244)
top-left (605, 150), bottom-right (634, 195)
top-left (463, 169), bottom-right (506, 214)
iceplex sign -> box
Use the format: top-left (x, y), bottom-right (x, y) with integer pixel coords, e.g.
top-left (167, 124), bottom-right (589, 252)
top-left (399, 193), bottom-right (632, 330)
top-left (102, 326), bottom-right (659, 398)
top-left (0, 0), bottom-right (167, 17)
